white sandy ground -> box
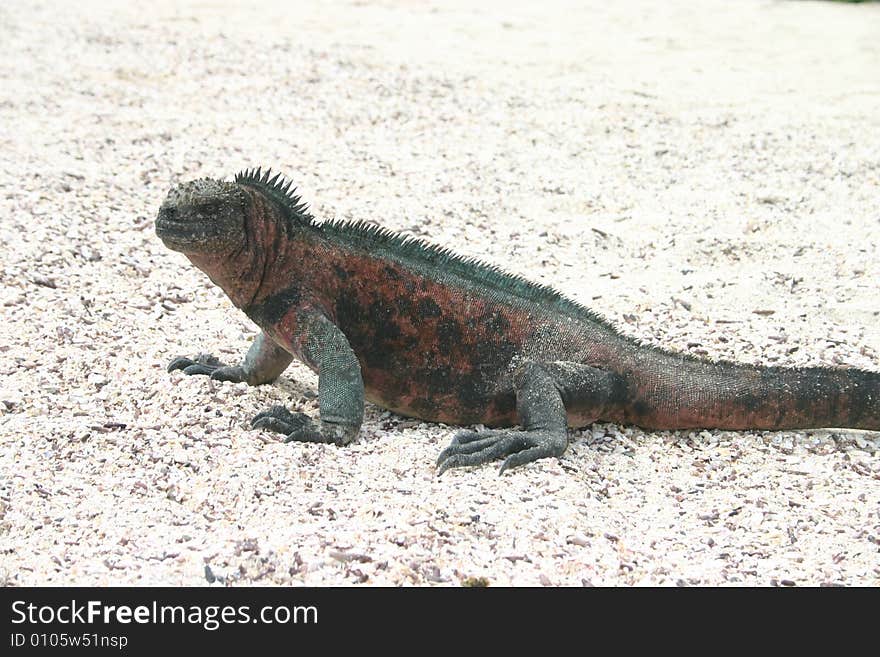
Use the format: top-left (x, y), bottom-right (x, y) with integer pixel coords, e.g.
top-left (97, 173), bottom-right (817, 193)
top-left (0, 0), bottom-right (879, 586)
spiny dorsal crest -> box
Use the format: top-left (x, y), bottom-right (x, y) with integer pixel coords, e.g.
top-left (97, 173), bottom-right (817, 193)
top-left (234, 167), bottom-right (314, 224)
top-left (320, 216), bottom-right (620, 334)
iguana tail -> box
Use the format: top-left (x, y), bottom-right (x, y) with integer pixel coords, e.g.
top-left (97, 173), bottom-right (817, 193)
top-left (625, 356), bottom-right (880, 431)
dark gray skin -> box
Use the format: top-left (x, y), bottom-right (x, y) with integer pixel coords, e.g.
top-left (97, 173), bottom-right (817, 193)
top-left (156, 169), bottom-right (880, 474)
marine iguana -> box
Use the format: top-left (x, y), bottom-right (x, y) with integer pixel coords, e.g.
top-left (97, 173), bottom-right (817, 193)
top-left (155, 168), bottom-right (880, 473)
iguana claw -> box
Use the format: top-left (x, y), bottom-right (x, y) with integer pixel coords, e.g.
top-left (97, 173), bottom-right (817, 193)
top-left (251, 405), bottom-right (355, 445)
top-left (167, 354), bottom-right (246, 382)
top-left (251, 405), bottom-right (311, 434)
top-left (436, 428), bottom-right (567, 476)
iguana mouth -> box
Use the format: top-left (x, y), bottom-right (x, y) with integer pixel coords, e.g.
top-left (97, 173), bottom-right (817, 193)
top-left (155, 205), bottom-right (187, 230)
top-left (155, 215), bottom-right (204, 249)
top-left (155, 217), bottom-right (193, 233)
top-left (155, 204), bottom-right (229, 251)
top-left (155, 216), bottom-right (211, 232)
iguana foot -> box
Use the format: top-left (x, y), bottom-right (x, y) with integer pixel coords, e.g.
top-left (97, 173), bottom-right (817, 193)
top-left (436, 428), bottom-right (568, 475)
top-left (250, 405), bottom-right (355, 445)
top-left (167, 354), bottom-right (247, 382)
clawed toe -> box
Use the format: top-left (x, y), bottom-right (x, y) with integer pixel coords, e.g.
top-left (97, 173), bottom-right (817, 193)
top-left (436, 432), bottom-right (509, 466)
top-left (250, 405), bottom-right (309, 436)
top-left (436, 429), bottom-right (567, 475)
top-left (182, 363), bottom-right (220, 376)
top-left (167, 356), bottom-right (195, 372)
top-left (209, 365), bottom-right (246, 382)
top-left (168, 353), bottom-right (225, 375)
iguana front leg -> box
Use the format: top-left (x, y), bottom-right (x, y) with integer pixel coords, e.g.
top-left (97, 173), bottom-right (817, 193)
top-left (251, 311), bottom-right (365, 446)
top-left (436, 361), bottom-right (619, 474)
top-left (168, 331), bottom-right (293, 385)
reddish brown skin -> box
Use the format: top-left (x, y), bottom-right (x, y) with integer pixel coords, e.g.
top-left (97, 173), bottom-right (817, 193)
top-left (180, 184), bottom-right (880, 434)
top-left (244, 218), bottom-right (531, 425)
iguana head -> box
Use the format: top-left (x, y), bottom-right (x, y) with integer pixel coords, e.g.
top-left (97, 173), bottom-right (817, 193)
top-left (155, 178), bottom-right (250, 254)
top-left (156, 169), bottom-right (313, 309)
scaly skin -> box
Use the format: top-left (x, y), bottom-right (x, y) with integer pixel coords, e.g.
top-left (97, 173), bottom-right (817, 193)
top-left (155, 168), bottom-right (880, 473)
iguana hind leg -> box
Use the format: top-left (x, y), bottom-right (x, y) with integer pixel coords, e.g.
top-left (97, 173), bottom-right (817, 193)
top-left (436, 361), bottom-right (619, 474)
top-left (168, 331), bottom-right (293, 385)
